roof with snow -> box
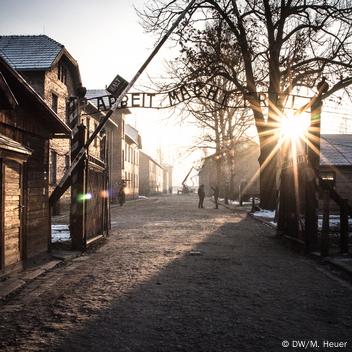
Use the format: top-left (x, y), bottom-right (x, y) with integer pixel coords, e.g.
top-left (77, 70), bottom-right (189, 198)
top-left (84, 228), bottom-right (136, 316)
top-left (0, 35), bottom-right (64, 70)
top-left (86, 89), bottom-right (109, 100)
top-left (320, 134), bottom-right (352, 166)
top-left (125, 124), bottom-right (142, 148)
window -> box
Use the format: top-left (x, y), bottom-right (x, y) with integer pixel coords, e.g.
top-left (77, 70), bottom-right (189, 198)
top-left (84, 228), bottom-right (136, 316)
top-left (51, 93), bottom-right (58, 113)
top-left (65, 154), bottom-right (70, 172)
top-left (86, 117), bottom-right (91, 139)
top-left (65, 100), bottom-right (69, 124)
top-left (58, 62), bottom-right (67, 84)
top-left (121, 120), bottom-right (125, 139)
top-left (122, 150), bottom-right (125, 170)
top-left (49, 150), bottom-right (57, 185)
top-left (319, 171), bottom-right (336, 195)
top-left (94, 122), bottom-right (98, 147)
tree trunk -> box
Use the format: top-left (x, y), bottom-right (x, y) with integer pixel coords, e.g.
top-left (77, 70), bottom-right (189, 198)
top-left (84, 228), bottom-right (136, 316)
top-left (257, 82), bottom-right (281, 210)
top-left (258, 141), bottom-right (278, 210)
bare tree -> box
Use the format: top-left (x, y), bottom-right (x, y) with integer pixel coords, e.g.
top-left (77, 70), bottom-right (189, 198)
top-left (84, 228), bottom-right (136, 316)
top-left (138, 0), bottom-right (352, 209)
top-left (182, 86), bottom-right (254, 201)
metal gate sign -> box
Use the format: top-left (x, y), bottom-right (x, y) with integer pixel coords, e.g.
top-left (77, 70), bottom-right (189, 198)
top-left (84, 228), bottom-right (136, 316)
top-left (106, 74), bottom-right (129, 98)
top-left (88, 83), bottom-right (312, 112)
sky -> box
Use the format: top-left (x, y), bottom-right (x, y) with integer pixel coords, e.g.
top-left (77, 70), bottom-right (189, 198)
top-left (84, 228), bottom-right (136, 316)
top-left (0, 0), bottom-right (203, 187)
top-left (1, 0), bottom-right (352, 186)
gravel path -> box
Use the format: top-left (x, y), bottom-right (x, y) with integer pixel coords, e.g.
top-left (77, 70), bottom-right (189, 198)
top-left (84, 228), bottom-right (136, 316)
top-left (0, 194), bottom-right (351, 352)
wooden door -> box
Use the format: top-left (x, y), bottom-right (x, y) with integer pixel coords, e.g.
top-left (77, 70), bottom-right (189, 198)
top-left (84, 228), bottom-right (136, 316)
top-left (0, 159), bottom-right (3, 271)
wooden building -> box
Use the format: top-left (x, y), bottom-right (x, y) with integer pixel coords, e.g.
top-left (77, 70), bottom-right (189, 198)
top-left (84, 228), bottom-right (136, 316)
top-left (0, 35), bottom-right (89, 213)
top-left (320, 134), bottom-right (352, 208)
top-left (0, 55), bottom-right (70, 273)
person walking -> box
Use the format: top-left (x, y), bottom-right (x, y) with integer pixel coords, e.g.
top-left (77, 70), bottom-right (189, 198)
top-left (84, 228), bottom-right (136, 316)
top-left (198, 184), bottom-right (205, 208)
top-left (118, 182), bottom-right (126, 206)
top-left (211, 185), bottom-right (219, 209)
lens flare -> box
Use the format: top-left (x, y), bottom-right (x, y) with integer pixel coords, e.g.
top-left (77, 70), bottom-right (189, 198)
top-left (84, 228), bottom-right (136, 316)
top-left (280, 112), bottom-right (310, 140)
top-left (100, 190), bottom-right (109, 198)
top-left (77, 193), bottom-right (93, 202)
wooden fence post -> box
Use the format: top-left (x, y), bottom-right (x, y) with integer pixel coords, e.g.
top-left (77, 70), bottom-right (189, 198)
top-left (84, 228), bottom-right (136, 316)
top-left (340, 198), bottom-right (349, 254)
top-left (251, 196), bottom-right (255, 213)
top-left (304, 97), bottom-right (322, 253)
top-left (239, 182), bottom-right (243, 206)
top-left (320, 190), bottom-right (330, 257)
top-left (70, 123), bottom-right (87, 251)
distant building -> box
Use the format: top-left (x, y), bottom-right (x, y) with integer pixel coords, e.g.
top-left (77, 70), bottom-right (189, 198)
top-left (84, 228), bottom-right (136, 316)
top-left (124, 124), bottom-right (142, 199)
top-left (139, 151), bottom-right (164, 195)
top-left (86, 89), bottom-right (143, 200)
top-left (320, 134), bottom-right (352, 207)
top-left (162, 164), bottom-right (173, 193)
top-left (0, 55), bottom-right (70, 273)
top-left (85, 89), bottom-right (134, 201)
top-left (198, 140), bottom-right (260, 199)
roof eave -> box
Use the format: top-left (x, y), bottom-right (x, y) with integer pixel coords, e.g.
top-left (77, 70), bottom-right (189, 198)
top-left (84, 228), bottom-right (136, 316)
top-left (0, 56), bottom-right (71, 136)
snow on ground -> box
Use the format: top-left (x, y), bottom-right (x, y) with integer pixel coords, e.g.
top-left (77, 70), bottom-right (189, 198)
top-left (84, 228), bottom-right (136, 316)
top-left (317, 215), bottom-right (352, 231)
top-left (138, 196), bottom-right (149, 200)
top-left (52, 224), bottom-right (70, 243)
top-left (252, 210), bottom-right (352, 231)
top-left (228, 200), bottom-right (253, 205)
top-left (252, 209), bottom-right (276, 219)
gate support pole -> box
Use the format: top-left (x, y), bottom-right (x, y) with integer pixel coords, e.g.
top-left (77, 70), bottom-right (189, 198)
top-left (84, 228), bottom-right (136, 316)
top-left (304, 96), bottom-right (322, 253)
top-left (321, 190), bottom-right (330, 257)
top-left (70, 123), bottom-right (87, 251)
top-left (340, 198), bottom-right (349, 254)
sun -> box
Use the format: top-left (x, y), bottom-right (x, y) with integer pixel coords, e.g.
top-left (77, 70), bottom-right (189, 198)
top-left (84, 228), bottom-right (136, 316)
top-left (280, 112), bottom-right (310, 141)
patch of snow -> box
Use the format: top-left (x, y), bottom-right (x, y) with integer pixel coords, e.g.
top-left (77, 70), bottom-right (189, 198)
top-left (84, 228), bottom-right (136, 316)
top-left (252, 209), bottom-right (276, 219)
top-left (51, 224), bottom-right (68, 230)
top-left (229, 200), bottom-right (239, 205)
top-left (138, 195), bottom-right (149, 199)
top-left (52, 224), bottom-right (70, 243)
top-left (228, 200), bottom-right (253, 205)
top-left (317, 215), bottom-right (352, 230)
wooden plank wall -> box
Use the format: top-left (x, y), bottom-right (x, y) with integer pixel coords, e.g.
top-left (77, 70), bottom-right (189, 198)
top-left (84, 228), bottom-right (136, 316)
top-left (3, 160), bottom-right (21, 267)
top-left (85, 165), bottom-right (105, 240)
top-left (0, 121), bottom-right (50, 262)
top-left (24, 134), bottom-right (50, 258)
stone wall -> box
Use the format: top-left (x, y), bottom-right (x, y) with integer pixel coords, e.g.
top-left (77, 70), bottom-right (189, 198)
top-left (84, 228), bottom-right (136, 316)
top-left (44, 61), bottom-right (76, 210)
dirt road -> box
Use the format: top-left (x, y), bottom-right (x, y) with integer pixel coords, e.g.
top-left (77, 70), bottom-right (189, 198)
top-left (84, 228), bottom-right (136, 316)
top-left (0, 195), bottom-right (351, 351)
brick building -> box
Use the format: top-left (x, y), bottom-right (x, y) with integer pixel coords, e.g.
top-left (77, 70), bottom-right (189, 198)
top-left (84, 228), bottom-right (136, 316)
top-left (0, 35), bottom-right (102, 213)
top-left (85, 89), bottom-right (141, 201)
top-left (139, 151), bottom-right (164, 196)
top-left (124, 124), bottom-right (142, 199)
top-left (0, 55), bottom-right (70, 273)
